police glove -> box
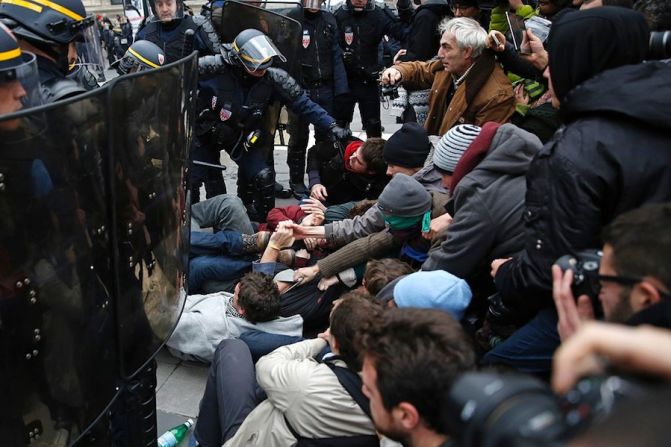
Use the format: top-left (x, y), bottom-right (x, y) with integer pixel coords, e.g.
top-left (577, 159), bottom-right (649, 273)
top-left (329, 124), bottom-right (351, 141)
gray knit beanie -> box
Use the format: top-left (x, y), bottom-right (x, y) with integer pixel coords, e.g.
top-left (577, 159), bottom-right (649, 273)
top-left (433, 124), bottom-right (481, 173)
top-left (377, 174), bottom-right (432, 217)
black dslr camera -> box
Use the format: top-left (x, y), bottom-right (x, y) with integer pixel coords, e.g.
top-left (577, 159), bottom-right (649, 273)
top-left (380, 84), bottom-right (399, 100)
top-left (554, 249), bottom-right (603, 317)
top-left (445, 371), bottom-right (653, 447)
top-left (649, 31), bottom-right (671, 60)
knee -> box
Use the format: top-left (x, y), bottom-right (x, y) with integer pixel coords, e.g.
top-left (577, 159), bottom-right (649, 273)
top-left (213, 339), bottom-right (251, 365)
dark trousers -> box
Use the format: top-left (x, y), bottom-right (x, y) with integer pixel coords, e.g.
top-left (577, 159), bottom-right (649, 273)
top-left (191, 136), bottom-right (227, 202)
top-left (481, 308), bottom-right (560, 375)
top-left (334, 78), bottom-right (380, 133)
top-left (287, 85), bottom-right (334, 183)
top-left (194, 340), bottom-right (262, 447)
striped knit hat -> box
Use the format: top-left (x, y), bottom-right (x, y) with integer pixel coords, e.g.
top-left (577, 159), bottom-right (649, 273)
top-left (433, 124), bottom-right (481, 173)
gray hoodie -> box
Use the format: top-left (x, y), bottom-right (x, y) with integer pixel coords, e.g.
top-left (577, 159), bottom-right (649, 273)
top-left (422, 124), bottom-right (541, 281)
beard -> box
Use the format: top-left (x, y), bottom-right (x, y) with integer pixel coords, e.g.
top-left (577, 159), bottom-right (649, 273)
top-left (606, 288), bottom-right (635, 323)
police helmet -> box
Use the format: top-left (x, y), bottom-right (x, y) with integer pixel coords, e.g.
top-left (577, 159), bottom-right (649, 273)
top-left (231, 29), bottom-right (286, 73)
top-left (0, 0), bottom-right (94, 46)
top-left (0, 22), bottom-right (42, 119)
top-left (117, 40), bottom-right (166, 75)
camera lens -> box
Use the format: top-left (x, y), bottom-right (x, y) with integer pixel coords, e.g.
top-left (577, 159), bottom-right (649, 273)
top-left (649, 31), bottom-right (671, 60)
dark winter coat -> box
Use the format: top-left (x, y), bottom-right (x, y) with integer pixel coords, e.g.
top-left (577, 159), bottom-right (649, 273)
top-left (398, 0), bottom-right (452, 63)
top-left (496, 61), bottom-right (671, 315)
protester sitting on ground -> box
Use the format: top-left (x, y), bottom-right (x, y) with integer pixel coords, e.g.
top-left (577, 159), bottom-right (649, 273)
top-left (361, 258), bottom-right (414, 296)
top-left (360, 308), bottom-right (476, 447)
top-left (381, 17), bottom-right (515, 136)
top-left (421, 122), bottom-right (541, 304)
top-left (378, 270), bottom-right (473, 320)
top-left (383, 122), bottom-right (445, 193)
top-left (191, 293), bottom-right (384, 447)
top-left (306, 137), bottom-right (388, 205)
top-left (166, 271), bottom-right (303, 362)
top-left (293, 174), bottom-right (448, 285)
top-left (487, 8), bottom-right (671, 374)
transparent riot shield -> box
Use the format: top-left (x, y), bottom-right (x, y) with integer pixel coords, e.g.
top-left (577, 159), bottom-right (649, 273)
top-left (0, 87), bottom-right (119, 445)
top-left (107, 53), bottom-right (197, 379)
top-left (0, 53), bottom-right (197, 445)
top-left (218, 0), bottom-right (302, 78)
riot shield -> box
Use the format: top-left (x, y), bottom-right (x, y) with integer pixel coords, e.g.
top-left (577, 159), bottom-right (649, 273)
top-left (0, 54), bottom-right (197, 444)
top-left (218, 0), bottom-right (302, 78)
top-left (107, 53), bottom-right (197, 379)
top-left (0, 87), bottom-right (119, 445)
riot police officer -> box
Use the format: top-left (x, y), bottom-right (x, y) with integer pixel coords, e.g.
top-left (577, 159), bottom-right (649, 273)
top-left (333, 0), bottom-right (411, 137)
top-left (135, 0), bottom-right (221, 62)
top-left (115, 40), bottom-right (166, 75)
top-left (198, 28), bottom-right (351, 221)
top-left (284, 0), bottom-right (349, 198)
top-left (0, 0), bottom-right (99, 102)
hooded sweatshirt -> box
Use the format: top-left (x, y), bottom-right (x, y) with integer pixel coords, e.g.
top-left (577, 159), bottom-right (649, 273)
top-left (422, 124), bottom-right (541, 299)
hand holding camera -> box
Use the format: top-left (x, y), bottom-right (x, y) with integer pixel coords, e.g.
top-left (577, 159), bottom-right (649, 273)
top-left (380, 66), bottom-right (402, 85)
top-left (552, 264), bottom-right (596, 341)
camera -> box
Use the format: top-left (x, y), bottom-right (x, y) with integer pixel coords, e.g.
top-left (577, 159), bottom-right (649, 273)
top-left (445, 371), bottom-right (652, 447)
top-left (554, 249), bottom-right (603, 317)
top-left (649, 30), bottom-right (671, 60)
top-left (380, 84), bottom-right (400, 100)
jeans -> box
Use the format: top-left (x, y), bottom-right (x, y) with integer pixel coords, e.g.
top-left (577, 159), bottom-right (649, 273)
top-left (481, 308), bottom-right (560, 375)
top-left (194, 340), bottom-right (263, 447)
top-left (188, 231), bottom-right (252, 292)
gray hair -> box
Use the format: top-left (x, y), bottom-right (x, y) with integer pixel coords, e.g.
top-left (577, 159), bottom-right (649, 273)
top-left (438, 17), bottom-right (488, 58)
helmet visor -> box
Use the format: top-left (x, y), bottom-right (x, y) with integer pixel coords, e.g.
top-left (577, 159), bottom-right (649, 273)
top-left (303, 0), bottom-right (324, 9)
top-left (235, 34), bottom-right (286, 72)
top-left (71, 24), bottom-right (107, 83)
top-left (148, 0), bottom-right (184, 23)
top-left (0, 51), bottom-right (43, 122)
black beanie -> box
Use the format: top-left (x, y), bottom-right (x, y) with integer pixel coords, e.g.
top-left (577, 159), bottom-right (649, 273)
top-left (383, 122), bottom-right (431, 168)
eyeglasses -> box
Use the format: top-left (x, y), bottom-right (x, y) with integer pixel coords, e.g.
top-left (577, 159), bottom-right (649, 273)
top-left (598, 274), bottom-right (671, 300)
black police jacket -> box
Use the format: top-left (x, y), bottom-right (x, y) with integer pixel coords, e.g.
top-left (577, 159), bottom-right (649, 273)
top-left (397, 1), bottom-right (452, 62)
top-left (197, 62), bottom-right (334, 156)
top-left (136, 15), bottom-right (220, 63)
top-left (285, 9), bottom-right (348, 96)
top-left (334, 5), bottom-right (409, 80)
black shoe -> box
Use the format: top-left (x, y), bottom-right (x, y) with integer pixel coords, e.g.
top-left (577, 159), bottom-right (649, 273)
top-left (290, 182), bottom-right (308, 199)
top-left (274, 182), bottom-right (292, 199)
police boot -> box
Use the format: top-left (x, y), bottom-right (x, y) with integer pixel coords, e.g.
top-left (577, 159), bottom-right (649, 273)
top-left (253, 168), bottom-right (276, 223)
top-left (237, 176), bottom-right (258, 220)
top-left (204, 171), bottom-right (227, 199)
top-left (365, 118), bottom-right (382, 138)
top-left (287, 149), bottom-right (308, 199)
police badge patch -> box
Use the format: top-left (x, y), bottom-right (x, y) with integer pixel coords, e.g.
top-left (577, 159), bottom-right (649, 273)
top-left (302, 30), bottom-right (310, 49)
top-left (158, 53), bottom-right (165, 65)
top-left (211, 96), bottom-right (217, 110)
top-left (344, 26), bottom-right (353, 46)
top-left (219, 108), bottom-right (232, 121)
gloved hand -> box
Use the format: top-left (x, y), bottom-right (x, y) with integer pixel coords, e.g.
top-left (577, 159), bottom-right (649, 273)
top-left (329, 124), bottom-right (351, 141)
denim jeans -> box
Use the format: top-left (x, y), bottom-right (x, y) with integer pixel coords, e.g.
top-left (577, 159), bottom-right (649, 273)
top-left (481, 308), bottom-right (560, 375)
top-left (188, 231), bottom-right (252, 293)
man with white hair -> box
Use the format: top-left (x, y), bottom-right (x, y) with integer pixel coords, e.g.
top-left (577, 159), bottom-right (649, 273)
top-left (381, 17), bottom-right (514, 136)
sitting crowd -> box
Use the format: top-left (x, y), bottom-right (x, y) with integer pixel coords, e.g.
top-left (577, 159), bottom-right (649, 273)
top-left (169, 7), bottom-right (671, 447)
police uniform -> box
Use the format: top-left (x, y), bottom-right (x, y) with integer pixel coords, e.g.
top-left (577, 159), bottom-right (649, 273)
top-left (284, 7), bottom-right (348, 196)
top-left (333, 0), bottom-right (410, 137)
top-left (197, 44), bottom-right (341, 221)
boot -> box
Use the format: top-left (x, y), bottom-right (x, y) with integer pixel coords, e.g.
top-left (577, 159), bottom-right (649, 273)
top-left (241, 231), bottom-right (271, 254)
top-left (253, 168), bottom-right (276, 223)
top-left (287, 148), bottom-right (308, 199)
top-left (365, 118), bottom-right (382, 138)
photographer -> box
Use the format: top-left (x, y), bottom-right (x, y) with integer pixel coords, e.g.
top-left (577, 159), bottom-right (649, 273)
top-left (381, 17), bottom-right (515, 136)
top-left (552, 203), bottom-right (671, 341)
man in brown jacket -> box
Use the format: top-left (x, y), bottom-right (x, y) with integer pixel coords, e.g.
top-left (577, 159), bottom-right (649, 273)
top-left (381, 17), bottom-right (515, 136)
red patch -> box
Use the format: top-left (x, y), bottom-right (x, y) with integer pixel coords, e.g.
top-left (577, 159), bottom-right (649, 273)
top-left (344, 31), bottom-right (353, 46)
top-left (302, 30), bottom-right (310, 49)
top-left (219, 108), bottom-right (231, 121)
